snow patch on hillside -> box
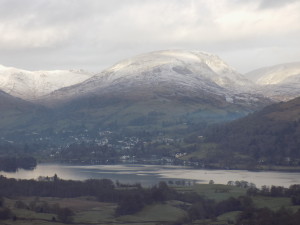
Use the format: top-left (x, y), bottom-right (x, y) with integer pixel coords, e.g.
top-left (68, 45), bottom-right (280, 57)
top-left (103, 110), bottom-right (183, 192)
top-left (246, 62), bottom-right (300, 85)
top-left (0, 65), bottom-right (93, 100)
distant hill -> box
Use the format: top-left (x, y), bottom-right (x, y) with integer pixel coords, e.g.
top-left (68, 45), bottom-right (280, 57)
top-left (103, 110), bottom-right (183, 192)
top-left (246, 62), bottom-right (300, 101)
top-left (0, 90), bottom-right (47, 132)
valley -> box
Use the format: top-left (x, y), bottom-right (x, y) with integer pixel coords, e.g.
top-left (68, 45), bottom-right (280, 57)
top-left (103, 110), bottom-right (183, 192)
top-left (0, 50), bottom-right (300, 171)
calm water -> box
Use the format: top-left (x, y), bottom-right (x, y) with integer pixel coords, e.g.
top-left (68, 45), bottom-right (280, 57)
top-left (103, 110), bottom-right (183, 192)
top-left (1, 163), bottom-right (300, 187)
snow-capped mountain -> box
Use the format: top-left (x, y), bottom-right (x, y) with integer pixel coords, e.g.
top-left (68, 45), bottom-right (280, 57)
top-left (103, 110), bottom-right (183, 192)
top-left (43, 50), bottom-right (265, 107)
top-left (246, 62), bottom-right (300, 101)
top-left (0, 50), bottom-right (273, 144)
top-left (0, 65), bottom-right (93, 101)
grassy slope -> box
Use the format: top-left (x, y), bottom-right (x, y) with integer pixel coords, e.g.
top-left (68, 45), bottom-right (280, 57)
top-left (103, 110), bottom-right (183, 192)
top-left (191, 184), bottom-right (247, 202)
top-left (33, 96), bottom-right (248, 135)
top-left (117, 202), bottom-right (187, 223)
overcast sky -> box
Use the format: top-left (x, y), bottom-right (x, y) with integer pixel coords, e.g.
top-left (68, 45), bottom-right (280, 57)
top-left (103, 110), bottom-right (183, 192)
top-left (0, 0), bottom-right (299, 74)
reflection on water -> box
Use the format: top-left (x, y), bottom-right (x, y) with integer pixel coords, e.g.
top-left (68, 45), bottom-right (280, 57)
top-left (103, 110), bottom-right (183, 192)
top-left (1, 163), bottom-right (300, 187)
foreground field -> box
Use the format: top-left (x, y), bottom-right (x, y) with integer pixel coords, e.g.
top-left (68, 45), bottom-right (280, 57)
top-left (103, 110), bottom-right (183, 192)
top-left (1, 182), bottom-right (300, 225)
top-left (2, 197), bottom-right (187, 225)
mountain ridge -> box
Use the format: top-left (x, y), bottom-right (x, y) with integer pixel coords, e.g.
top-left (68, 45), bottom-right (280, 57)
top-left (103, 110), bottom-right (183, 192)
top-left (0, 64), bottom-right (94, 101)
top-left (39, 50), bottom-right (265, 108)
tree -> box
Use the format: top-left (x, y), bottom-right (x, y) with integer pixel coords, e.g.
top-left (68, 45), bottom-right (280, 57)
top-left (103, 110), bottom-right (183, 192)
top-left (115, 194), bottom-right (144, 216)
top-left (0, 207), bottom-right (12, 220)
top-left (14, 200), bottom-right (28, 209)
top-left (291, 194), bottom-right (300, 205)
top-left (57, 207), bottom-right (74, 223)
top-left (151, 181), bottom-right (172, 202)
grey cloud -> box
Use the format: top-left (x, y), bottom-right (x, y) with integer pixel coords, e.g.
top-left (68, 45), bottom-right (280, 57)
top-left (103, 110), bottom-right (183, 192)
top-left (259, 0), bottom-right (298, 9)
top-left (0, 0), bottom-right (299, 73)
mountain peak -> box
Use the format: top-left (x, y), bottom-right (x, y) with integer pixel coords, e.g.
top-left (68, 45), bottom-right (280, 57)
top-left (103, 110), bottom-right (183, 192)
top-left (100, 49), bottom-right (254, 92)
top-left (108, 49), bottom-right (235, 75)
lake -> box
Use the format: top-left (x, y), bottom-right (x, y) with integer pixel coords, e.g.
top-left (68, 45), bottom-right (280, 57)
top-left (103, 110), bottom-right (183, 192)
top-left (1, 163), bottom-right (300, 187)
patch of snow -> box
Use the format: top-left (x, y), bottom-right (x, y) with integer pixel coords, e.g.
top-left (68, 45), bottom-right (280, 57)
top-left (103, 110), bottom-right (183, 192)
top-left (0, 65), bottom-right (94, 100)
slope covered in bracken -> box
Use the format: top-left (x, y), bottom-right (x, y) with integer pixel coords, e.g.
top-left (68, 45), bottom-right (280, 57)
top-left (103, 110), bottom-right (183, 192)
top-left (205, 96), bottom-right (300, 166)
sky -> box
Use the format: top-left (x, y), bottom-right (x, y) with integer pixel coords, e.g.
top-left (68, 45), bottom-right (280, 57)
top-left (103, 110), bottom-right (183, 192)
top-left (0, 0), bottom-right (299, 74)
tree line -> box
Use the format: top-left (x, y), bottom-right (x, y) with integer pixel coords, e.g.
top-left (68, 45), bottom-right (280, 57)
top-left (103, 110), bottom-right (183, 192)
top-left (247, 184), bottom-right (300, 205)
top-left (0, 156), bottom-right (37, 172)
top-left (1, 175), bottom-right (300, 224)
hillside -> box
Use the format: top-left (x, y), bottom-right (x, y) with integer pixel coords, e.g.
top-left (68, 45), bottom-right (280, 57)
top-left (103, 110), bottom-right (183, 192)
top-left (0, 90), bottom-right (47, 132)
top-left (201, 96), bottom-right (300, 168)
top-left (34, 50), bottom-right (270, 134)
